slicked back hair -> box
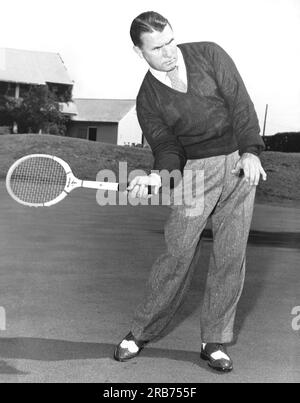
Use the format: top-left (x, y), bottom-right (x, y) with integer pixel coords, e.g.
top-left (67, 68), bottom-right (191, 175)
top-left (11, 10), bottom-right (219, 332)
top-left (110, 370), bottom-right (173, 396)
top-left (130, 11), bottom-right (172, 48)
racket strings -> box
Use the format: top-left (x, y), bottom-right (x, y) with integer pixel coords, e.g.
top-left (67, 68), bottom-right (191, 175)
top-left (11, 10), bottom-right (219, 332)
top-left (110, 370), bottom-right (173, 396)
top-left (9, 157), bottom-right (67, 204)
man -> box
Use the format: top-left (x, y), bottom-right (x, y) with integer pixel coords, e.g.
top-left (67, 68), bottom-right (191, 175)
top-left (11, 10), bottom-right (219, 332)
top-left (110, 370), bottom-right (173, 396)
top-left (114, 11), bottom-right (267, 372)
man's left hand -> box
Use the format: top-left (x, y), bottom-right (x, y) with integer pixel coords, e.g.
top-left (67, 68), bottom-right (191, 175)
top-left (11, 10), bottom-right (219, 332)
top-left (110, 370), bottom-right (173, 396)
top-left (231, 153), bottom-right (267, 186)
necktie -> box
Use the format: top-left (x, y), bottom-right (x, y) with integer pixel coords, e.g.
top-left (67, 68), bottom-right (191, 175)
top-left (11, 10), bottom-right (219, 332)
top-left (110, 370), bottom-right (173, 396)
top-left (166, 66), bottom-right (187, 93)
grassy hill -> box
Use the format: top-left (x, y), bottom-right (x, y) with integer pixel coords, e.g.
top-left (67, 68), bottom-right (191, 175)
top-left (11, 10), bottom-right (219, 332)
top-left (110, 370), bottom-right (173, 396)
top-left (0, 133), bottom-right (153, 181)
top-left (0, 133), bottom-right (299, 207)
top-left (256, 151), bottom-right (300, 206)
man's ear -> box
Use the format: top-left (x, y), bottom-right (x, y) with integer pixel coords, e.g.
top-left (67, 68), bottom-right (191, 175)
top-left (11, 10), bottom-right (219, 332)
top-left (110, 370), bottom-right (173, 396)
top-left (133, 45), bottom-right (144, 59)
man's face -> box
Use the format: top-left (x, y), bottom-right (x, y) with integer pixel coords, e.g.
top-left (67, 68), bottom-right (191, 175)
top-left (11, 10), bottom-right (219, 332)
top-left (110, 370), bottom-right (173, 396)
top-left (135, 24), bottom-right (178, 72)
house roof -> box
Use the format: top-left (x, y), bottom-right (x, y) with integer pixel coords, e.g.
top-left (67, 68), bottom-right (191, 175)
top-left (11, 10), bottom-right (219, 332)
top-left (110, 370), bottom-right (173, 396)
top-left (71, 99), bottom-right (136, 122)
top-left (0, 48), bottom-right (73, 86)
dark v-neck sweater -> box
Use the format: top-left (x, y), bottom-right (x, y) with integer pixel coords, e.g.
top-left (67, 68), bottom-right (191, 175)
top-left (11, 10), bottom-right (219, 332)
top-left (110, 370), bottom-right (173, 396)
top-left (136, 42), bottom-right (265, 175)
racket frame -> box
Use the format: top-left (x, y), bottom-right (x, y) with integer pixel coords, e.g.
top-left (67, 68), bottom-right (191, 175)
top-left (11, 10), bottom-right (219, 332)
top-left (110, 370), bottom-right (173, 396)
top-left (6, 154), bottom-right (119, 207)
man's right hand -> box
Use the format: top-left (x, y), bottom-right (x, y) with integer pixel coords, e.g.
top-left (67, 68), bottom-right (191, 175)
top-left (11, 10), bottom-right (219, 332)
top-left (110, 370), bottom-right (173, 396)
top-left (127, 173), bottom-right (161, 199)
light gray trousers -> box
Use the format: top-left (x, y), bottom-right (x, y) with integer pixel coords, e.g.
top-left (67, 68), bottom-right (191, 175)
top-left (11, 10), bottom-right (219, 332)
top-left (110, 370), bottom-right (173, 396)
top-left (131, 150), bottom-right (256, 344)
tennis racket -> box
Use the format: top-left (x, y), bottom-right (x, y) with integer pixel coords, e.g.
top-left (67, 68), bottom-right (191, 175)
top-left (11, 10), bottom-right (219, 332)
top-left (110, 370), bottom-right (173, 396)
top-left (6, 154), bottom-right (153, 207)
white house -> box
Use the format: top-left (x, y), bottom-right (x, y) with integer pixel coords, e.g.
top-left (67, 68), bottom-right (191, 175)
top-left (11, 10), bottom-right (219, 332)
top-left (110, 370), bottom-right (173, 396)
top-left (0, 47), bottom-right (143, 146)
top-left (67, 98), bottom-right (143, 146)
top-left (0, 47), bottom-right (74, 102)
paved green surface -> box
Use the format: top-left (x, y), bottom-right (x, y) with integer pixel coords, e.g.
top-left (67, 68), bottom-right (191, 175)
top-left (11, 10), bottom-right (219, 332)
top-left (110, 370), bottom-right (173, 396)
top-left (0, 181), bottom-right (299, 383)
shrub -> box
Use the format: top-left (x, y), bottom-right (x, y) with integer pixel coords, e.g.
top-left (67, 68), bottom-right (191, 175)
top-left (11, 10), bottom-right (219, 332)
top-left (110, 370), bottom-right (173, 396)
top-left (264, 132), bottom-right (300, 152)
top-left (0, 85), bottom-right (71, 135)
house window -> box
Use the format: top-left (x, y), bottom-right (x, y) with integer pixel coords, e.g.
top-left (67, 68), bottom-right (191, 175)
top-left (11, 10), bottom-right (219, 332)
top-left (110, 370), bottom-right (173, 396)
top-left (6, 82), bottom-right (16, 97)
top-left (19, 84), bottom-right (31, 98)
top-left (87, 127), bottom-right (97, 141)
top-left (0, 82), bottom-right (16, 97)
top-left (47, 83), bottom-right (72, 102)
top-left (0, 82), bottom-right (7, 95)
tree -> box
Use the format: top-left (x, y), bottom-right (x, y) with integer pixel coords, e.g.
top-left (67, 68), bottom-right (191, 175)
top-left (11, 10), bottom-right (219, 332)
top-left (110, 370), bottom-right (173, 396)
top-left (0, 85), bottom-right (70, 135)
top-left (264, 132), bottom-right (300, 152)
top-left (0, 95), bottom-right (20, 125)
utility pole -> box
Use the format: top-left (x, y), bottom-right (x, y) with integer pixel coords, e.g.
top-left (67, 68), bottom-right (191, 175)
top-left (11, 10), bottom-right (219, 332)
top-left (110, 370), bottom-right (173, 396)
top-left (262, 104), bottom-right (268, 139)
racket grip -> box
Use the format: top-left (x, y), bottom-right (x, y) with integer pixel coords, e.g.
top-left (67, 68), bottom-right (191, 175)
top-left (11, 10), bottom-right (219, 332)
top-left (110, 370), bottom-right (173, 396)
top-left (118, 183), bottom-right (155, 194)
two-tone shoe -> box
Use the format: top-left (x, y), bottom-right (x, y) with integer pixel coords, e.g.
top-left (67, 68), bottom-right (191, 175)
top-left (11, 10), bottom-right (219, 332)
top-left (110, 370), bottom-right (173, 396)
top-left (200, 343), bottom-right (233, 372)
top-left (114, 332), bottom-right (148, 362)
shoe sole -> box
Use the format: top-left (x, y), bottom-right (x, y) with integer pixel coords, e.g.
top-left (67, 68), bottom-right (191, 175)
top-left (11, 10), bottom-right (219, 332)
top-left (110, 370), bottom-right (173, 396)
top-left (113, 346), bottom-right (144, 362)
top-left (200, 352), bottom-right (233, 373)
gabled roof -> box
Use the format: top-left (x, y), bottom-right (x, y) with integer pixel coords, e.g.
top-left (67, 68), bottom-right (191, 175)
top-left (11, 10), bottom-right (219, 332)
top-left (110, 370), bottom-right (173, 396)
top-left (0, 48), bottom-right (73, 85)
top-left (71, 99), bottom-right (136, 122)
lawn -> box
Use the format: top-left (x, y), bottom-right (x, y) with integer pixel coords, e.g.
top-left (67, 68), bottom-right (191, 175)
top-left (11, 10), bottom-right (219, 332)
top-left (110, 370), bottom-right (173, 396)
top-left (256, 151), bottom-right (300, 206)
top-left (0, 133), bottom-right (299, 207)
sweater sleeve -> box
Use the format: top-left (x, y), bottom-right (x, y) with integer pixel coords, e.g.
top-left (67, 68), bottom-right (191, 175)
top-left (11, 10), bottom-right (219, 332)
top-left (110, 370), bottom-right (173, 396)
top-left (136, 93), bottom-right (187, 178)
top-left (206, 43), bottom-right (265, 156)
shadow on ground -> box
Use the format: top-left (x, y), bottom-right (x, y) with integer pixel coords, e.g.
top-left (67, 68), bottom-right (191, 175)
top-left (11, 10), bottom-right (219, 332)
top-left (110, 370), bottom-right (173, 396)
top-left (0, 337), bottom-right (212, 369)
top-left (0, 360), bottom-right (28, 375)
top-left (151, 228), bottom-right (300, 249)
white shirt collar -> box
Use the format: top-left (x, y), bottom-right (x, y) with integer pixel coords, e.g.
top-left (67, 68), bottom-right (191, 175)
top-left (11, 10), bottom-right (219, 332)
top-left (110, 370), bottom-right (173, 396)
top-left (149, 46), bottom-right (186, 84)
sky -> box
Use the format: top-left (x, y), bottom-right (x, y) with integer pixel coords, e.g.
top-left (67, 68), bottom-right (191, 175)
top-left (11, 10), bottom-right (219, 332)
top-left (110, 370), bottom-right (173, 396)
top-left (0, 0), bottom-right (299, 135)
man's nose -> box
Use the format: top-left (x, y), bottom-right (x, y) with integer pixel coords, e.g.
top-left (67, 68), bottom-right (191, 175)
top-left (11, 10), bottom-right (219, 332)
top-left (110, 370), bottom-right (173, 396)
top-left (162, 45), bottom-right (172, 58)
